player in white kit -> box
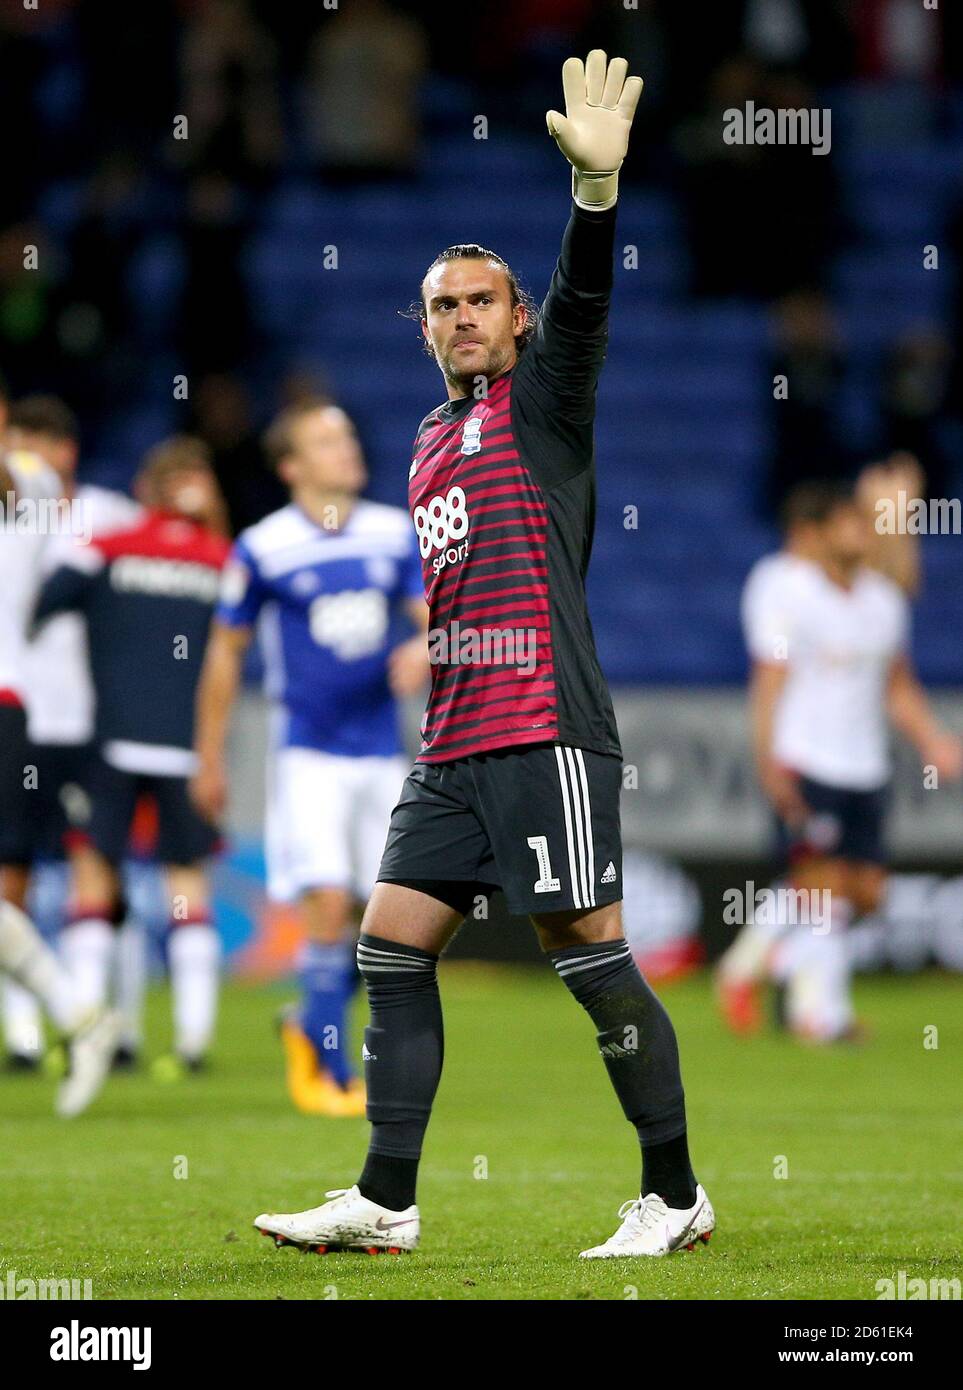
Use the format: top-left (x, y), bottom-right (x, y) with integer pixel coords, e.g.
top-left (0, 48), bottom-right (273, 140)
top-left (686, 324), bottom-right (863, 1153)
top-left (2, 396), bottom-right (144, 1070)
top-left (720, 482), bottom-right (961, 1040)
top-left (0, 446), bottom-right (120, 1114)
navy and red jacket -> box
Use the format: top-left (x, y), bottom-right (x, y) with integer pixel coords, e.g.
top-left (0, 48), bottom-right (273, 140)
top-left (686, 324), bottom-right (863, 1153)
top-left (33, 510), bottom-right (230, 753)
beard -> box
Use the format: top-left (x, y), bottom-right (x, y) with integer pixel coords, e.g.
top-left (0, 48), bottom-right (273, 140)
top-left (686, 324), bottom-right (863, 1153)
top-left (441, 339), bottom-right (514, 394)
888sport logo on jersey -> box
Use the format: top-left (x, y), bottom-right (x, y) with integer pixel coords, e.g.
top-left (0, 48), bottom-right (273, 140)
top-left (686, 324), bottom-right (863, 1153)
top-left (414, 485), bottom-right (470, 575)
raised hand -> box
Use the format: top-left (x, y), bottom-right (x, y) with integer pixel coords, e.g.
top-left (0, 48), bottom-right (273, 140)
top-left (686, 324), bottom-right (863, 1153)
top-left (546, 50), bottom-right (644, 210)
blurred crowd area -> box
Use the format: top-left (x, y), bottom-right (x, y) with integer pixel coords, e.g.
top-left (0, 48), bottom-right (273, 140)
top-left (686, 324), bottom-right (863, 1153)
top-left (2, 0), bottom-right (962, 679)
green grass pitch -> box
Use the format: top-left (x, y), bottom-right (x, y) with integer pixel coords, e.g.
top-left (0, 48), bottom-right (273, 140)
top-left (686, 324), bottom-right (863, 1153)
top-left (1, 965), bottom-right (959, 1300)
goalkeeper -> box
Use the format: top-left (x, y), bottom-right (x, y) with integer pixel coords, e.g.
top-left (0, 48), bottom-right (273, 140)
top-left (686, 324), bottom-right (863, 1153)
top-left (254, 51), bottom-right (716, 1261)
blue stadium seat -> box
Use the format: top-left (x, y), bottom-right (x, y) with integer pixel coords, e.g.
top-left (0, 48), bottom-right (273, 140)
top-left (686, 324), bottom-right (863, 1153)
top-left (227, 94), bottom-right (963, 685)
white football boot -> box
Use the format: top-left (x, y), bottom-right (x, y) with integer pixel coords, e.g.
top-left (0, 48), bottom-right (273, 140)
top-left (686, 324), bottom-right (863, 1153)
top-left (55, 1009), bottom-right (122, 1118)
top-left (579, 1184), bottom-right (714, 1259)
top-left (254, 1185), bottom-right (419, 1254)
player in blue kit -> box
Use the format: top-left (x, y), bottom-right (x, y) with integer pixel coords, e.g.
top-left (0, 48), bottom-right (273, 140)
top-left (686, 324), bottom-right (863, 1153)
top-left (193, 398), bottom-right (429, 1115)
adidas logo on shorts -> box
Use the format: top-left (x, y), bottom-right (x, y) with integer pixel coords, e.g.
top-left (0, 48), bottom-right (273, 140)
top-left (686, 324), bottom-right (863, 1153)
top-left (600, 861), bottom-right (617, 884)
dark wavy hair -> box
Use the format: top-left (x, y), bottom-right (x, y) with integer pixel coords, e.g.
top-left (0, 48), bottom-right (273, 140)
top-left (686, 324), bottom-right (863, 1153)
top-left (9, 393), bottom-right (80, 443)
top-left (780, 480), bottom-right (855, 533)
top-left (401, 244), bottom-right (539, 359)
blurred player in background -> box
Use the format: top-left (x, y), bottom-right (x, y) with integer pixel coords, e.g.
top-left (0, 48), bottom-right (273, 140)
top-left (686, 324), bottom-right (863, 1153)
top-left (2, 395), bottom-right (143, 1070)
top-left (33, 438), bottom-right (230, 1073)
top-left (254, 52), bottom-right (717, 1261)
top-left (193, 399), bottom-right (429, 1116)
top-left (856, 452), bottom-right (925, 598)
top-left (0, 446), bottom-right (120, 1115)
top-left (722, 478), bottom-right (961, 1040)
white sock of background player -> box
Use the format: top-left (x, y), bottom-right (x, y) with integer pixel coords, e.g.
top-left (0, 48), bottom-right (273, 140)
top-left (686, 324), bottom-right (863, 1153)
top-left (113, 918), bottom-right (147, 1054)
top-left (784, 898), bottom-right (855, 1039)
top-left (1, 976), bottom-right (44, 1059)
top-left (721, 878), bottom-right (796, 984)
top-left (0, 900), bottom-right (84, 1033)
top-left (168, 921), bottom-right (220, 1062)
top-left (60, 915), bottom-right (114, 1013)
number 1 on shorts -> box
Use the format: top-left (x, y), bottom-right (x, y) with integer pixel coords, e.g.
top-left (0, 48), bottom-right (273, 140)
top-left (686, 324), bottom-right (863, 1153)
top-left (527, 835), bottom-right (561, 894)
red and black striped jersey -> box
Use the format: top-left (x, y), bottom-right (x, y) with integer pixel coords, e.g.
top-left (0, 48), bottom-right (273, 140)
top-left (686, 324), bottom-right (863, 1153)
top-left (409, 202), bottom-right (622, 764)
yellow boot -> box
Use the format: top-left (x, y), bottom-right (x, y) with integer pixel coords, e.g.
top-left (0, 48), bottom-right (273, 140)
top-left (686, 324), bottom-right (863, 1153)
top-left (280, 1013), bottom-right (328, 1114)
top-left (278, 1011), bottom-right (366, 1117)
top-left (331, 1076), bottom-right (367, 1117)
top-left (299, 1070), bottom-right (366, 1117)
top-left (298, 1070), bottom-right (367, 1118)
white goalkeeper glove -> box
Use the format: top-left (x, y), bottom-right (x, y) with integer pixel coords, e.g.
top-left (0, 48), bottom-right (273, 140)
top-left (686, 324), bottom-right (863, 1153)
top-left (546, 49), bottom-right (644, 212)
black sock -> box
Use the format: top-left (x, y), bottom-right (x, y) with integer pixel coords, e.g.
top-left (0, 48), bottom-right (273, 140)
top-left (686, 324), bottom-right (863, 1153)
top-left (354, 933), bottom-right (443, 1211)
top-left (358, 1149), bottom-right (420, 1213)
top-left (641, 1131), bottom-right (697, 1209)
top-left (548, 937), bottom-right (696, 1202)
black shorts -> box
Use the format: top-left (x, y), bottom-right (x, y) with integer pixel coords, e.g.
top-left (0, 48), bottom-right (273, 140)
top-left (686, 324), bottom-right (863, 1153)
top-left (0, 703), bottom-right (33, 865)
top-left (27, 740), bottom-right (96, 859)
top-left (87, 755), bottom-right (218, 867)
top-left (777, 775), bottom-right (889, 868)
top-left (378, 743), bottom-right (623, 917)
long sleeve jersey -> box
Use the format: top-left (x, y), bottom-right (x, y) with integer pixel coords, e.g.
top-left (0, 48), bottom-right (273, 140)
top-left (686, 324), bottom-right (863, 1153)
top-left (409, 201), bottom-right (622, 763)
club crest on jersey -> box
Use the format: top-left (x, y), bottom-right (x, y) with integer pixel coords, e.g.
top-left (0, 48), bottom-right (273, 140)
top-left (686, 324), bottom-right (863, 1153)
top-left (291, 569), bottom-right (320, 596)
top-left (461, 417), bottom-right (483, 455)
top-left (365, 556), bottom-right (397, 589)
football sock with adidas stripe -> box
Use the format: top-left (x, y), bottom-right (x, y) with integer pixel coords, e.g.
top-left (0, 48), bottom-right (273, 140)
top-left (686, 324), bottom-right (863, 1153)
top-left (547, 937), bottom-right (697, 1209)
top-left (355, 933), bottom-right (443, 1211)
